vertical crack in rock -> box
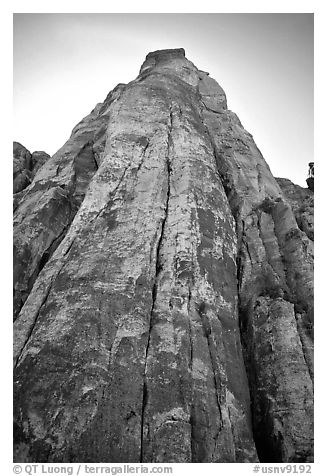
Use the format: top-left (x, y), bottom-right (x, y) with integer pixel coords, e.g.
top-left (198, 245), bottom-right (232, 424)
top-left (269, 206), bottom-right (313, 383)
top-left (198, 303), bottom-right (223, 429)
top-left (137, 140), bottom-right (149, 173)
top-left (294, 314), bottom-right (314, 383)
top-left (201, 101), bottom-right (313, 462)
top-left (140, 108), bottom-right (173, 462)
top-left (241, 219), bottom-right (253, 266)
top-left (13, 48), bottom-right (313, 463)
top-left (14, 274), bottom-right (55, 368)
top-left (13, 129), bottom-right (107, 321)
top-left (13, 222), bottom-right (83, 369)
top-left (90, 164), bottom-right (130, 223)
top-left (13, 189), bottom-right (76, 321)
top-left (187, 286), bottom-right (195, 461)
top-left (14, 159), bottom-right (135, 366)
top-left (26, 221), bottom-right (70, 290)
top-left (91, 144), bottom-right (99, 170)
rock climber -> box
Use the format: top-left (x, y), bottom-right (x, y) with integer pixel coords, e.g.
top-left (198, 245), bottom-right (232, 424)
top-left (308, 162), bottom-right (314, 178)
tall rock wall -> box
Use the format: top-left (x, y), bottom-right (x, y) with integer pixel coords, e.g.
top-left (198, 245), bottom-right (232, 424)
top-left (13, 48), bottom-right (313, 463)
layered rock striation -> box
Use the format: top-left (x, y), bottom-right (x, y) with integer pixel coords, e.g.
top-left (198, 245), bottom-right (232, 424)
top-left (13, 48), bottom-right (313, 463)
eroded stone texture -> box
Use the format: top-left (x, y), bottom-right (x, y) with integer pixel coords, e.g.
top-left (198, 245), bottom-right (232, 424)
top-left (201, 98), bottom-right (313, 461)
top-left (13, 85), bottom-right (125, 321)
top-left (31, 151), bottom-right (51, 175)
top-left (13, 142), bottom-right (33, 193)
top-left (13, 143), bottom-right (51, 195)
top-left (276, 178), bottom-right (314, 241)
top-left (13, 49), bottom-right (313, 463)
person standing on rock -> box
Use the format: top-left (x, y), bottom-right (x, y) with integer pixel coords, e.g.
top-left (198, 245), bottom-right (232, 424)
top-left (308, 162), bottom-right (314, 177)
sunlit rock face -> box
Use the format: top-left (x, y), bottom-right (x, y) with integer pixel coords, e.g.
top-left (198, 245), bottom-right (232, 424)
top-left (13, 49), bottom-right (313, 463)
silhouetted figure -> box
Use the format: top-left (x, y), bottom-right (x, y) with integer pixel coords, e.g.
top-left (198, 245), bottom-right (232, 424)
top-left (308, 162), bottom-right (314, 178)
top-left (306, 162), bottom-right (314, 191)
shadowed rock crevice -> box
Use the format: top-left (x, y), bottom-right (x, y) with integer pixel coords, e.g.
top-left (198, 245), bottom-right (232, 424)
top-left (13, 187), bottom-right (75, 321)
top-left (197, 302), bottom-right (224, 428)
top-left (13, 100), bottom-right (115, 321)
top-left (13, 48), bottom-right (313, 463)
top-left (201, 101), bottom-right (313, 462)
top-left (13, 142), bottom-right (51, 194)
top-left (14, 272), bottom-right (56, 368)
top-left (140, 109), bottom-right (173, 462)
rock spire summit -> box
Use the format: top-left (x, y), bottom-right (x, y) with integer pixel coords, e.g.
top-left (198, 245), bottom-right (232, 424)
top-left (13, 49), bottom-right (313, 463)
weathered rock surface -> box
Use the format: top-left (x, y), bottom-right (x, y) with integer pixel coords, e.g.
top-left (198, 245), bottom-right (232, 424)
top-left (13, 142), bottom-right (51, 194)
top-left (276, 178), bottom-right (314, 241)
top-left (31, 151), bottom-right (51, 175)
top-left (13, 142), bottom-right (33, 193)
top-left (12, 87), bottom-right (126, 321)
top-left (13, 49), bottom-right (313, 463)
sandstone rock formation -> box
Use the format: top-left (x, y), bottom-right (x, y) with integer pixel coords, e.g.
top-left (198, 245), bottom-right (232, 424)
top-left (13, 142), bottom-right (50, 194)
top-left (13, 48), bottom-right (313, 463)
top-left (276, 178), bottom-right (314, 242)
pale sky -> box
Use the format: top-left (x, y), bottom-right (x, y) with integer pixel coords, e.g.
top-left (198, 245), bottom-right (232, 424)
top-left (13, 13), bottom-right (313, 187)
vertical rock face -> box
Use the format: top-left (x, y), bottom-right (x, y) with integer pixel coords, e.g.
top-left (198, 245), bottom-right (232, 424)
top-left (276, 178), bottom-right (314, 241)
top-left (13, 49), bottom-right (313, 463)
